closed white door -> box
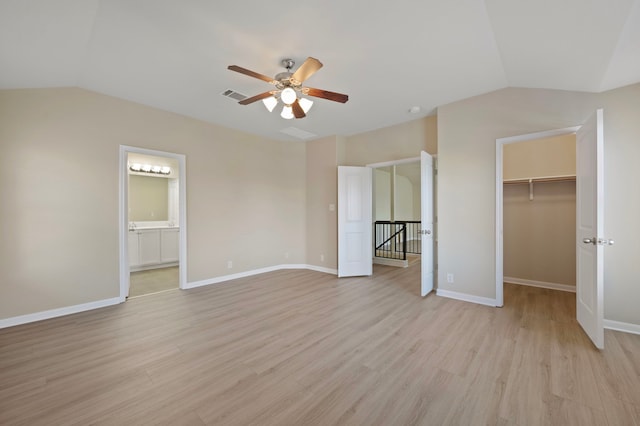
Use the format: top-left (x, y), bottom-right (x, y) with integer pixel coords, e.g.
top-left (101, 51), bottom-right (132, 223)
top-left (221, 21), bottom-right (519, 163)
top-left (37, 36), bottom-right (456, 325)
top-left (338, 166), bottom-right (372, 277)
top-left (576, 109), bottom-right (606, 349)
top-left (421, 151), bottom-right (434, 296)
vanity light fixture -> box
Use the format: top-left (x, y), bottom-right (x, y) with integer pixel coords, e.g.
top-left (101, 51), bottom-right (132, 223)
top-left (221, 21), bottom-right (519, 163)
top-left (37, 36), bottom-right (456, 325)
top-left (129, 163), bottom-right (171, 175)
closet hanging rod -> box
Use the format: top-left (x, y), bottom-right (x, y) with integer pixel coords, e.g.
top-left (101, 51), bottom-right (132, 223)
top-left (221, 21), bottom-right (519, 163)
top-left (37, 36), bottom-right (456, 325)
top-left (503, 174), bottom-right (576, 185)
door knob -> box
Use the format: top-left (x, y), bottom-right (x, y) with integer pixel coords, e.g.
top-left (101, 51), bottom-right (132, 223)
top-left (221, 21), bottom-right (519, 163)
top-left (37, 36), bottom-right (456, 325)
top-left (583, 237), bottom-right (615, 246)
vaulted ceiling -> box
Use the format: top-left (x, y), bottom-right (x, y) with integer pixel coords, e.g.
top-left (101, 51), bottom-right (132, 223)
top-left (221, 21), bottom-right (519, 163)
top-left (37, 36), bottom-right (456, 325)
top-left (1, 0), bottom-right (639, 142)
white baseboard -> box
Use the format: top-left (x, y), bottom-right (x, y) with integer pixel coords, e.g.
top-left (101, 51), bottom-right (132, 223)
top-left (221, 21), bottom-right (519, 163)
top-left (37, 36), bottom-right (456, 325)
top-left (504, 276), bottom-right (576, 293)
top-left (437, 285), bottom-right (640, 336)
top-left (184, 264), bottom-right (338, 290)
top-left (1, 266), bottom-right (337, 329)
top-left (185, 265), bottom-right (284, 289)
top-left (4, 271), bottom-right (639, 338)
top-left (373, 257), bottom-right (408, 268)
top-left (0, 297), bottom-right (123, 329)
top-left (604, 319), bottom-right (640, 336)
top-left (436, 289), bottom-right (498, 307)
top-left (304, 264), bottom-right (339, 275)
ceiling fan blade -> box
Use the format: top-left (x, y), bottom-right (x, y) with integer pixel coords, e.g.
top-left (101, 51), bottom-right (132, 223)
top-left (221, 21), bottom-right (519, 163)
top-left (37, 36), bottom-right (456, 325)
top-left (239, 91), bottom-right (274, 105)
top-left (291, 99), bottom-right (306, 119)
top-left (291, 57), bottom-right (323, 84)
top-left (304, 87), bottom-right (349, 103)
top-left (228, 65), bottom-right (275, 84)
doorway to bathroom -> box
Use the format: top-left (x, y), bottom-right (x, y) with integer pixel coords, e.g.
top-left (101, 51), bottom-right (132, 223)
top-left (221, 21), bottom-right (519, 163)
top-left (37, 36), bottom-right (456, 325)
top-left (119, 146), bottom-right (187, 300)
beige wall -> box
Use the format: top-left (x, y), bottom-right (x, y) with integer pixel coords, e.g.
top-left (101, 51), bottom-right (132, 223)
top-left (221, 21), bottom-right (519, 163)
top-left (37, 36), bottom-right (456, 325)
top-left (372, 167), bottom-right (419, 221)
top-left (305, 136), bottom-right (338, 269)
top-left (437, 84), bottom-right (640, 325)
top-left (504, 182), bottom-right (576, 286)
top-left (503, 133), bottom-right (576, 180)
top-left (0, 88), bottom-right (306, 319)
top-left (128, 174), bottom-right (169, 221)
top-left (395, 162), bottom-right (421, 221)
top-left (374, 168), bottom-right (392, 221)
top-left (340, 115), bottom-right (437, 166)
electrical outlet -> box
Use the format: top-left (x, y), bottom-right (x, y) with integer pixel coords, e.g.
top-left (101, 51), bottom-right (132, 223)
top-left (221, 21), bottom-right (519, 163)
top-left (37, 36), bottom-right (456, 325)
top-left (284, 252), bottom-right (289, 259)
top-left (227, 260), bottom-right (233, 269)
top-left (320, 254), bottom-right (325, 262)
top-left (447, 273), bottom-right (454, 283)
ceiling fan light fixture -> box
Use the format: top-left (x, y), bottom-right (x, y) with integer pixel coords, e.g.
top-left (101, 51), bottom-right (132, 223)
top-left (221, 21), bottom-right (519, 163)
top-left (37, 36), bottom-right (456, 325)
top-left (262, 96), bottom-right (278, 112)
top-left (281, 105), bottom-right (294, 119)
top-left (280, 87), bottom-right (297, 105)
top-left (299, 97), bottom-right (313, 113)
top-left (228, 56), bottom-right (348, 120)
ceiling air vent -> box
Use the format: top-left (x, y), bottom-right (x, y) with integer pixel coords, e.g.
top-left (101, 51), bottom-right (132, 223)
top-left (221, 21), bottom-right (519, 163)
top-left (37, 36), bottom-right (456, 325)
top-left (280, 127), bottom-right (317, 140)
top-left (221, 89), bottom-right (247, 102)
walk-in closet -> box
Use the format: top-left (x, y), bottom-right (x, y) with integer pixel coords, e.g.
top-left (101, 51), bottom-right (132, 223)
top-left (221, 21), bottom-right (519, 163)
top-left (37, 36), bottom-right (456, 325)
top-left (503, 133), bottom-right (577, 293)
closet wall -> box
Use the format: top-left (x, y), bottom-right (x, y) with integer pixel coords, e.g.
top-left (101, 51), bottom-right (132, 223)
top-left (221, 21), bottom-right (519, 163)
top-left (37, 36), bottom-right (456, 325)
top-left (503, 134), bottom-right (576, 289)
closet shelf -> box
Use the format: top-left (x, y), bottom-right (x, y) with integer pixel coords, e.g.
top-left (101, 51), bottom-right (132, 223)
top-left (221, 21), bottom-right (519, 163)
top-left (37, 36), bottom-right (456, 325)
top-left (503, 174), bottom-right (576, 185)
top-left (503, 174), bottom-right (576, 201)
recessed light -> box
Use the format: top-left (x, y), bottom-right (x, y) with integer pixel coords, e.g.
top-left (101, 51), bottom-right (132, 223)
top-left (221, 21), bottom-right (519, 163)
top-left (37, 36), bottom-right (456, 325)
top-left (409, 106), bottom-right (421, 114)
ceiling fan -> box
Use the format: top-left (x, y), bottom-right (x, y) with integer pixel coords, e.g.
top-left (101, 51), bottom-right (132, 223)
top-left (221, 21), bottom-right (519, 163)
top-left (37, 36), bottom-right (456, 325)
top-left (227, 57), bottom-right (349, 119)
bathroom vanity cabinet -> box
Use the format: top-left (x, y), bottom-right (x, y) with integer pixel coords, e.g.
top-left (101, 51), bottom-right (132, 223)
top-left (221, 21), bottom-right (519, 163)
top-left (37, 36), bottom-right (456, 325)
top-left (129, 227), bottom-right (179, 270)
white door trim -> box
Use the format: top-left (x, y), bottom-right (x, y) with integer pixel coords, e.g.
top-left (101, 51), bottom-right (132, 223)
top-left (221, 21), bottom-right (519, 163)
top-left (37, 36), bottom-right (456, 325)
top-left (119, 145), bottom-right (187, 300)
top-left (368, 154), bottom-right (437, 295)
top-left (495, 126), bottom-right (579, 307)
top-left (367, 157), bottom-right (421, 168)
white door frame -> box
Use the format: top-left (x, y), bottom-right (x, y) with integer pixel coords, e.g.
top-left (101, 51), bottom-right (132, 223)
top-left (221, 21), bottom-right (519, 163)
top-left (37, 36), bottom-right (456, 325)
top-left (118, 145), bottom-right (187, 300)
top-left (495, 127), bottom-right (579, 307)
top-left (367, 157), bottom-right (422, 169)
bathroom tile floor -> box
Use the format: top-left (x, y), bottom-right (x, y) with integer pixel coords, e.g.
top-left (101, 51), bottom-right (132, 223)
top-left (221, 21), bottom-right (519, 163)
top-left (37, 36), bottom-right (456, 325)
top-left (129, 266), bottom-right (178, 297)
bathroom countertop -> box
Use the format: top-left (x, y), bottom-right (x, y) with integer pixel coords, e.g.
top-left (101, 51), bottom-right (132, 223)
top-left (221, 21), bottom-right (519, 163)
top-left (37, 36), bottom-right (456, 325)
top-left (129, 222), bottom-right (179, 231)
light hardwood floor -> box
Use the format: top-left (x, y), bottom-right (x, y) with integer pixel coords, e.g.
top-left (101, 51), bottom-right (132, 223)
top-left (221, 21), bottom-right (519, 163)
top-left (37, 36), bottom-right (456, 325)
top-left (1, 264), bottom-right (639, 425)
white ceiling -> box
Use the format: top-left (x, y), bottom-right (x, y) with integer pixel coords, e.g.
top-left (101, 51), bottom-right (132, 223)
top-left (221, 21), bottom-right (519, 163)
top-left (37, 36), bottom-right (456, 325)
top-left (2, 0), bottom-right (639, 142)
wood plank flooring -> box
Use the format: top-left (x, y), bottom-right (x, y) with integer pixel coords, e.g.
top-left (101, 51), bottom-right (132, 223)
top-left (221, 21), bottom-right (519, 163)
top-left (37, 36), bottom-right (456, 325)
top-left (1, 264), bottom-right (639, 425)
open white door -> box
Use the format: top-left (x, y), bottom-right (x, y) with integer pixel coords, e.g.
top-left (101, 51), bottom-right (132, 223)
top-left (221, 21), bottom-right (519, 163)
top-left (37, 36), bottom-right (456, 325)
top-left (420, 151), bottom-right (434, 296)
top-left (338, 166), bottom-right (372, 277)
top-left (576, 109), bottom-right (607, 349)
